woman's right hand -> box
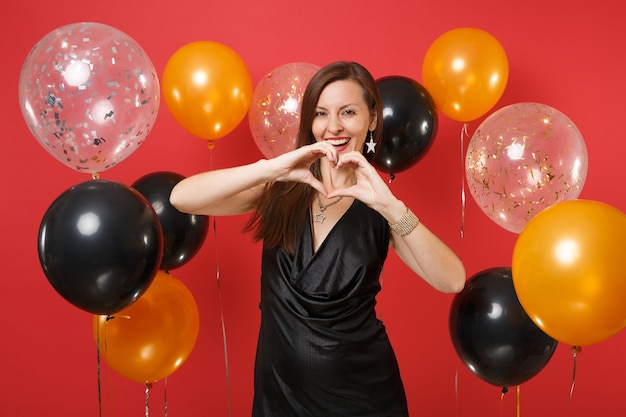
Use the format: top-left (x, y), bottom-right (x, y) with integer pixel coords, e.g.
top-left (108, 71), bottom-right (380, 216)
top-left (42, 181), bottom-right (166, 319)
top-left (270, 141), bottom-right (337, 195)
top-left (170, 141), bottom-right (337, 216)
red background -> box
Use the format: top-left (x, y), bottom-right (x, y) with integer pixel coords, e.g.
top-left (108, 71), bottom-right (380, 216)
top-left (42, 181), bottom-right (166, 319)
top-left (2, 0), bottom-right (625, 416)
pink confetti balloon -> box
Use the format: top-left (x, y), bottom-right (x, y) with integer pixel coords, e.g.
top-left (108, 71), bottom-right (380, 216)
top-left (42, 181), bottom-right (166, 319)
top-left (465, 102), bottom-right (588, 234)
top-left (248, 62), bottom-right (320, 158)
top-left (19, 22), bottom-right (160, 174)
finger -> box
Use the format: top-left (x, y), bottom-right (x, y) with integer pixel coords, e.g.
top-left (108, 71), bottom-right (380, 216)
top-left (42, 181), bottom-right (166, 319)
top-left (303, 173), bottom-right (329, 196)
top-left (336, 151), bottom-right (366, 168)
top-left (327, 185), bottom-right (357, 199)
top-left (317, 141), bottom-right (339, 165)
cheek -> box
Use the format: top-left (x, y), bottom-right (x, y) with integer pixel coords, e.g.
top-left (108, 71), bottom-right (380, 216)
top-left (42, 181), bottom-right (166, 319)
top-left (311, 120), bottom-right (325, 141)
top-left (350, 122), bottom-right (369, 143)
top-left (353, 134), bottom-right (367, 150)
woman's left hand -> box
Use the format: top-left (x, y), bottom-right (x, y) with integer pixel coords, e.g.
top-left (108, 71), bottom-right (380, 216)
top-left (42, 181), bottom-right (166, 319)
top-left (327, 151), bottom-right (396, 213)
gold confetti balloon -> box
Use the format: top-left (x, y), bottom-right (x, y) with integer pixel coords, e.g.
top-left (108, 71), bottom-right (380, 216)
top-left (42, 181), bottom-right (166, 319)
top-left (248, 62), bottom-right (319, 158)
top-left (465, 102), bottom-right (588, 234)
top-left (18, 22), bottom-right (160, 175)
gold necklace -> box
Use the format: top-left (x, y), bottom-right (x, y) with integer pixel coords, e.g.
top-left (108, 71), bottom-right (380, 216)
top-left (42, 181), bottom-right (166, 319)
top-left (314, 194), bottom-right (344, 224)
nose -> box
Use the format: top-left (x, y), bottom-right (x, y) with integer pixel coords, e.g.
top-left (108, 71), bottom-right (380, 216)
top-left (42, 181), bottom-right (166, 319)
top-left (327, 114), bottom-right (343, 134)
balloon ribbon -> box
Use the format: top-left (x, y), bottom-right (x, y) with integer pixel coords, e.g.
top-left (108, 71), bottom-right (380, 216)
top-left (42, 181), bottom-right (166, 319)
top-left (570, 346), bottom-right (582, 399)
top-left (214, 205), bottom-right (232, 417)
top-left (460, 123), bottom-right (468, 240)
top-left (498, 385), bottom-right (522, 416)
top-left (164, 377), bottom-right (169, 417)
top-left (96, 320), bottom-right (103, 417)
top-left (454, 368), bottom-right (459, 417)
top-left (144, 383), bottom-right (152, 417)
top-left (208, 147), bottom-right (233, 417)
top-left (96, 316), bottom-right (118, 417)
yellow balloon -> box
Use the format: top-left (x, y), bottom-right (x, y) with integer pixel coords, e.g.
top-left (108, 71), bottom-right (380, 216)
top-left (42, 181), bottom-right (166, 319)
top-left (512, 199), bottom-right (626, 346)
top-left (162, 41), bottom-right (252, 145)
top-left (422, 27), bottom-right (509, 122)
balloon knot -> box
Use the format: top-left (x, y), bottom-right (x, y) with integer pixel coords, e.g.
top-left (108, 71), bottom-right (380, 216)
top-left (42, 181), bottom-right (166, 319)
top-left (501, 387), bottom-right (509, 394)
top-left (106, 314), bottom-right (130, 321)
top-left (571, 345), bottom-right (582, 356)
top-left (207, 141), bottom-right (215, 150)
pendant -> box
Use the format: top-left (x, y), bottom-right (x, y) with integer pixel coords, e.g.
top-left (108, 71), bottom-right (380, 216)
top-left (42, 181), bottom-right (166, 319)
top-left (314, 211), bottom-right (326, 223)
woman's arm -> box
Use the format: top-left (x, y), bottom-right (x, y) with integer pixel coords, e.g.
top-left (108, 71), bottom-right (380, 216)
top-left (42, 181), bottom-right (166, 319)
top-left (170, 159), bottom-right (269, 216)
top-left (329, 151), bottom-right (466, 293)
top-left (170, 141), bottom-right (340, 216)
top-left (388, 209), bottom-right (466, 294)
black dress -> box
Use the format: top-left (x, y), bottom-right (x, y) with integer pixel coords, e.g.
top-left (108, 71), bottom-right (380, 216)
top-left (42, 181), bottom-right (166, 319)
top-left (252, 199), bottom-right (409, 417)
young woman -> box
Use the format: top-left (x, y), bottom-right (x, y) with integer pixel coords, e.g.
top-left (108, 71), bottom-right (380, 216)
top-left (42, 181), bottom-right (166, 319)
top-left (170, 61), bottom-right (466, 416)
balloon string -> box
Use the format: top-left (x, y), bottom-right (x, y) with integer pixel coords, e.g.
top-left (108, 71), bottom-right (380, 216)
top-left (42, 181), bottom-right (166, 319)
top-left (144, 383), bottom-right (152, 417)
top-left (101, 318), bottom-right (117, 417)
top-left (517, 385), bottom-right (521, 417)
top-left (96, 319), bottom-right (103, 417)
top-left (500, 387), bottom-right (508, 417)
top-left (214, 211), bottom-right (233, 417)
top-left (570, 346), bottom-right (582, 399)
top-left (454, 367), bottom-right (459, 417)
top-left (208, 146), bottom-right (233, 417)
top-left (460, 123), bottom-right (468, 241)
top-left (164, 377), bottom-right (168, 417)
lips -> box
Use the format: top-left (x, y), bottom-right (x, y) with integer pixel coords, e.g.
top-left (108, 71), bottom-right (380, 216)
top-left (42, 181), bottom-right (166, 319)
top-left (325, 137), bottom-right (351, 148)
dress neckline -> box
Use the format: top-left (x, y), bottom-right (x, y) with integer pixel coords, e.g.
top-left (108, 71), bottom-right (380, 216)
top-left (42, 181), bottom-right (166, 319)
top-left (308, 198), bottom-right (358, 255)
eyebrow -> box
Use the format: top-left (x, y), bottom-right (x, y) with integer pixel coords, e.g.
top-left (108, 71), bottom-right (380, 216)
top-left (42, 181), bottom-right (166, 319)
top-left (316, 103), bottom-right (359, 111)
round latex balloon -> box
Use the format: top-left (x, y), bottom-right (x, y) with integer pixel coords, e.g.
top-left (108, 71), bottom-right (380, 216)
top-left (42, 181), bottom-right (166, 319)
top-left (94, 271), bottom-right (200, 384)
top-left (512, 199), bottom-right (626, 346)
top-left (249, 62), bottom-right (320, 158)
top-left (465, 102), bottom-right (587, 234)
top-left (422, 27), bottom-right (508, 122)
top-left (18, 22), bottom-right (160, 174)
top-left (450, 267), bottom-right (557, 388)
top-left (367, 76), bottom-right (437, 174)
top-left (132, 171), bottom-right (209, 270)
top-left (162, 41), bottom-right (252, 146)
top-left (38, 179), bottom-right (163, 315)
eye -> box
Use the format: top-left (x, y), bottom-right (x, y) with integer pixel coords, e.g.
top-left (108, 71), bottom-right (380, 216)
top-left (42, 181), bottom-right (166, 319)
top-left (315, 110), bottom-right (327, 117)
top-left (342, 109), bottom-right (356, 115)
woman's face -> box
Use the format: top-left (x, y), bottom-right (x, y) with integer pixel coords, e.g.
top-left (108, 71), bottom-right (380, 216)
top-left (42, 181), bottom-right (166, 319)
top-left (312, 79), bottom-right (376, 154)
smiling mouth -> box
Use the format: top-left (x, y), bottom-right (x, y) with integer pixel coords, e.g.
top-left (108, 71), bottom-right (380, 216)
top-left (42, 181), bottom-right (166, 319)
top-left (326, 138), bottom-right (351, 147)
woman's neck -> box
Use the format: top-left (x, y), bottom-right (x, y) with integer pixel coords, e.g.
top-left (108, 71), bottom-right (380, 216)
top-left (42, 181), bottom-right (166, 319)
top-left (319, 163), bottom-right (355, 192)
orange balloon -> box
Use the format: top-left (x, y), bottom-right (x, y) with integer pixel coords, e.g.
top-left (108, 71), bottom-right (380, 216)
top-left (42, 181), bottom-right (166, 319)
top-left (512, 199), bottom-right (626, 346)
top-left (93, 271), bottom-right (200, 384)
top-left (422, 27), bottom-right (509, 122)
top-left (162, 41), bottom-right (252, 144)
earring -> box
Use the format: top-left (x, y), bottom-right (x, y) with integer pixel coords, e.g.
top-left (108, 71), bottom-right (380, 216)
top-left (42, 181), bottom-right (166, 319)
top-left (365, 130), bottom-right (377, 154)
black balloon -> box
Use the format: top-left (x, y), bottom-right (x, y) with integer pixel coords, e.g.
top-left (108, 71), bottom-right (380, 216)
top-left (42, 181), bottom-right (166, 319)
top-left (366, 76), bottom-right (437, 174)
top-left (449, 267), bottom-right (557, 388)
top-left (132, 171), bottom-right (209, 270)
top-left (38, 179), bottom-right (163, 315)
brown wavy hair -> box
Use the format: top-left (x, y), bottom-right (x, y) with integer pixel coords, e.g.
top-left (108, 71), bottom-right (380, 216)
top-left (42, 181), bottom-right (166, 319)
top-left (243, 61), bottom-right (383, 254)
